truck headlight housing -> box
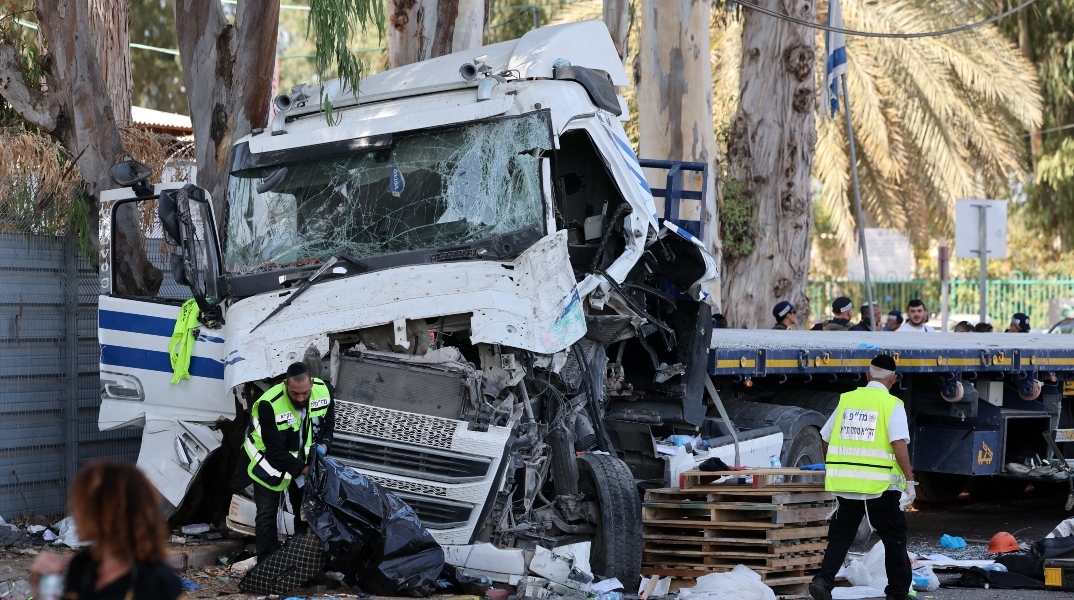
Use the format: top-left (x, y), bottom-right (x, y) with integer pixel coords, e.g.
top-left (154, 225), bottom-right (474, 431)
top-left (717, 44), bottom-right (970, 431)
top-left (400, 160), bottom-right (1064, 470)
top-left (101, 371), bottom-right (145, 402)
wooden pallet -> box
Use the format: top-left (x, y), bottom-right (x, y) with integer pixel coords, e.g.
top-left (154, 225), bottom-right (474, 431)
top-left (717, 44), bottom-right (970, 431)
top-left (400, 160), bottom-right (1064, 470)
top-left (679, 468), bottom-right (826, 491)
top-left (643, 471), bottom-right (831, 595)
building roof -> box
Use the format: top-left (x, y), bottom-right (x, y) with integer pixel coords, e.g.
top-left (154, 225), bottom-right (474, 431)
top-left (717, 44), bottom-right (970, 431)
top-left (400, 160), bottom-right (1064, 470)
top-left (131, 106), bottom-right (192, 135)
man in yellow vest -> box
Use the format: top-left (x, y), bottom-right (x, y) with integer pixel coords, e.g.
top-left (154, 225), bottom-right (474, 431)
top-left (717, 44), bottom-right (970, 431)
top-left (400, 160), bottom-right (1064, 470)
top-left (241, 362), bottom-right (335, 559)
top-left (809, 355), bottom-right (917, 600)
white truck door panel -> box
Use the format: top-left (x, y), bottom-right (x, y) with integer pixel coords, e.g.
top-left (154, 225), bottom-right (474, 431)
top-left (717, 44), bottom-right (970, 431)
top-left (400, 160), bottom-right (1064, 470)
top-left (99, 295), bottom-right (232, 429)
top-left (137, 418), bottom-right (223, 508)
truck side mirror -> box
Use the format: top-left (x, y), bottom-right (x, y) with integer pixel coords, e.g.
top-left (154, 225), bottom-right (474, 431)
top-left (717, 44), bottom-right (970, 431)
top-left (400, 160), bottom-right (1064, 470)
top-left (109, 159), bottom-right (152, 187)
top-left (158, 189), bottom-right (182, 245)
top-left (170, 253), bottom-right (190, 286)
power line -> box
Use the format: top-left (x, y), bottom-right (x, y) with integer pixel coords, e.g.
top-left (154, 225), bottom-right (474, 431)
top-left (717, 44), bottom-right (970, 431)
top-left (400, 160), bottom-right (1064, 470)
top-left (730, 0), bottom-right (1039, 39)
top-left (1022, 123), bottom-right (1074, 137)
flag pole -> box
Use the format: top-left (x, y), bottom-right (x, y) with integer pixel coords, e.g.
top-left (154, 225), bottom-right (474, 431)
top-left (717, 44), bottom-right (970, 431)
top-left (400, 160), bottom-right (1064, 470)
top-left (840, 73), bottom-right (876, 331)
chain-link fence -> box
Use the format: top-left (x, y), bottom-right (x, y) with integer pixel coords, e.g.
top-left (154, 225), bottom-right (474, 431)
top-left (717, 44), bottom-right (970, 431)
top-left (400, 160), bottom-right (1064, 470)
top-left (0, 215), bottom-right (141, 519)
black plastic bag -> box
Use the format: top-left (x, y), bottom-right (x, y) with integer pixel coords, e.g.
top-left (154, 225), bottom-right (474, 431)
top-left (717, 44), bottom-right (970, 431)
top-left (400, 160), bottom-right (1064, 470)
top-left (303, 453), bottom-right (445, 597)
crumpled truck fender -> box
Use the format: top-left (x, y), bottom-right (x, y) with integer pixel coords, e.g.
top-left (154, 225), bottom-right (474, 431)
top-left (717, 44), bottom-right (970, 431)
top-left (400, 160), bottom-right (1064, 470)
top-left (223, 230), bottom-right (587, 388)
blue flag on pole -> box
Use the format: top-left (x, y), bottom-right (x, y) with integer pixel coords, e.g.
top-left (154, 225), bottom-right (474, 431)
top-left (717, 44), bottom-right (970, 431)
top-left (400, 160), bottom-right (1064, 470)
top-left (823, 0), bottom-right (847, 118)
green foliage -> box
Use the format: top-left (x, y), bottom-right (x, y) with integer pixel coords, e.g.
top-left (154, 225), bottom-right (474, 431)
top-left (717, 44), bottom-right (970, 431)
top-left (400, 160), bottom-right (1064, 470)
top-left (130, 0), bottom-right (187, 114)
top-left (713, 121), bottom-right (756, 259)
top-left (307, 0), bottom-right (384, 106)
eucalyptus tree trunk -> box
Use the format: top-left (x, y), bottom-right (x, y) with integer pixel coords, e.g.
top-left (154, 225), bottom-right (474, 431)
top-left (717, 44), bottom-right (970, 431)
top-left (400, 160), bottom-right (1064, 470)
top-left (388, 0), bottom-right (485, 68)
top-left (89, 0), bottom-right (133, 126)
top-left (636, 0), bottom-right (720, 307)
top-left (603, 0), bottom-right (629, 64)
top-left (721, 0), bottom-right (816, 329)
top-left (0, 0), bottom-right (160, 295)
top-left (175, 0), bottom-right (280, 220)
top-left (1019, 9), bottom-right (1042, 163)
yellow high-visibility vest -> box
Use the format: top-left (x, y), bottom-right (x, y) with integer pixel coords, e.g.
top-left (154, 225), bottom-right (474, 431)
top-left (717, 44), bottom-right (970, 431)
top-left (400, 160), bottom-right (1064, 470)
top-left (825, 386), bottom-right (907, 496)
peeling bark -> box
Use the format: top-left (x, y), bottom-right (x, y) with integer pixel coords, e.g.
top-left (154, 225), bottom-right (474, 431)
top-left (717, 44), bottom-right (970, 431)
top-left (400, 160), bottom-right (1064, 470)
top-left (603, 0), bottom-right (630, 64)
top-left (637, 0), bottom-right (720, 307)
top-left (388, 0), bottom-right (484, 69)
top-left (175, 0), bottom-right (280, 221)
top-left (721, 0), bottom-right (816, 329)
top-left (0, 0), bottom-right (159, 295)
top-left (89, 0), bottom-right (132, 126)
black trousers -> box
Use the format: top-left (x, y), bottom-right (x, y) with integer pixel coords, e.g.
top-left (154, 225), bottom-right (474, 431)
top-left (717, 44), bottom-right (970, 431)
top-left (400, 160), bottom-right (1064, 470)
top-left (813, 490), bottom-right (912, 600)
top-left (253, 481), bottom-right (307, 560)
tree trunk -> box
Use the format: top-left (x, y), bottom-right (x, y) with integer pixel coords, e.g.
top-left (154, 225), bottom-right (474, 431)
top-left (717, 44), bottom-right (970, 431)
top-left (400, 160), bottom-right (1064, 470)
top-left (388, 0), bottom-right (484, 69)
top-left (1019, 8), bottom-right (1042, 163)
top-left (636, 0), bottom-right (720, 307)
top-left (0, 0), bottom-right (159, 296)
top-left (175, 0), bottom-right (280, 221)
top-left (721, 0), bottom-right (816, 329)
top-left (603, 0), bottom-right (629, 64)
top-left (89, 0), bottom-right (133, 126)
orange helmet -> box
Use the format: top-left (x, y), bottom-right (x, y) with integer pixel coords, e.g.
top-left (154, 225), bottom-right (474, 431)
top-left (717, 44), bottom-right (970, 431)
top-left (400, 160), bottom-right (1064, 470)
top-left (988, 532), bottom-right (1019, 554)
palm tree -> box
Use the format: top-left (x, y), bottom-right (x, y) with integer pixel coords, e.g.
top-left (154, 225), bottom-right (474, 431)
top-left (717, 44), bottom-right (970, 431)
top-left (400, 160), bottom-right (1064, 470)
top-left (712, 0), bottom-right (1041, 250)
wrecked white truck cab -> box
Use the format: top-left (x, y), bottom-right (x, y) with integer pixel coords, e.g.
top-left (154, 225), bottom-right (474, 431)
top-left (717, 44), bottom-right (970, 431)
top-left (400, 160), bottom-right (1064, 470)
top-left (99, 21), bottom-right (718, 586)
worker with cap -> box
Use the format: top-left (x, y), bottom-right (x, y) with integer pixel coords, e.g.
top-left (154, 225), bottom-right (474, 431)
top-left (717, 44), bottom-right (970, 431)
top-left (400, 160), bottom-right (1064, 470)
top-left (811, 296), bottom-right (856, 331)
top-left (884, 310), bottom-right (904, 332)
top-left (809, 354), bottom-right (915, 600)
top-left (1007, 313), bottom-right (1030, 333)
top-left (850, 302), bottom-right (882, 331)
top-left (772, 301), bottom-right (796, 330)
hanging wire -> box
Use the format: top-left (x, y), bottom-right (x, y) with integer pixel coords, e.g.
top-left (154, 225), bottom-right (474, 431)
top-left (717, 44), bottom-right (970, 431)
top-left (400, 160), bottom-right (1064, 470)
top-left (731, 0), bottom-right (1039, 39)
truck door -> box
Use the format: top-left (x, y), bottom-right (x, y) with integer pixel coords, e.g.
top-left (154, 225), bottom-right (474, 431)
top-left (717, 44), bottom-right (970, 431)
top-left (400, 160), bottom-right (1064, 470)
top-left (99, 182), bottom-right (231, 509)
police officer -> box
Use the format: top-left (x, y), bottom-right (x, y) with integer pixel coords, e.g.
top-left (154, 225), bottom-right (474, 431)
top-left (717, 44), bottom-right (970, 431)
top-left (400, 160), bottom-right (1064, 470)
top-left (772, 301), bottom-right (796, 330)
top-left (808, 355), bottom-right (916, 600)
top-left (241, 362), bottom-right (335, 560)
top-left (811, 297), bottom-right (856, 331)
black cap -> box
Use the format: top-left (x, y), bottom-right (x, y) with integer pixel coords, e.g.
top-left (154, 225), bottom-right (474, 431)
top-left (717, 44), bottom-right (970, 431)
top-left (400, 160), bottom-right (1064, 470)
top-left (1011, 313), bottom-right (1030, 332)
top-left (871, 354), bottom-right (897, 371)
top-left (773, 301), bottom-right (795, 320)
top-left (832, 296), bottom-right (853, 314)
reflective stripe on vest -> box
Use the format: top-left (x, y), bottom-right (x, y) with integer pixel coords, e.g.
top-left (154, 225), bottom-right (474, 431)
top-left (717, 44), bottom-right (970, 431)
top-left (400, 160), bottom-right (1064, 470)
top-left (824, 386), bottom-right (907, 496)
top-left (244, 378), bottom-right (331, 491)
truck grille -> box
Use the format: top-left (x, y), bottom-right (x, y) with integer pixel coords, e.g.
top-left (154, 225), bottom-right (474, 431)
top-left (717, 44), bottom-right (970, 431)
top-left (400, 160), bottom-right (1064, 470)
top-left (394, 494), bottom-right (473, 529)
top-left (333, 434), bottom-right (491, 483)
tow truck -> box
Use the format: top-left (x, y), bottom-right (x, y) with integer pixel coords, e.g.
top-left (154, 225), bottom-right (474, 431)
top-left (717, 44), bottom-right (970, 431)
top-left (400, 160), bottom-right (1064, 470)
top-left (97, 19), bottom-right (1074, 589)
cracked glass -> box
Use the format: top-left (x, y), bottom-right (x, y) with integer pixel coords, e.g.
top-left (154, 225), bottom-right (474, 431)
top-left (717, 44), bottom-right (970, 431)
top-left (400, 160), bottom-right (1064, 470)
top-left (224, 111), bottom-right (552, 274)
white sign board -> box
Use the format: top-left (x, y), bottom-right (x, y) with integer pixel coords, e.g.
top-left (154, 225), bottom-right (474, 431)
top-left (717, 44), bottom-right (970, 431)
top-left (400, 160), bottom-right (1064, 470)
top-left (955, 199), bottom-right (1008, 259)
top-left (846, 228), bottom-right (914, 281)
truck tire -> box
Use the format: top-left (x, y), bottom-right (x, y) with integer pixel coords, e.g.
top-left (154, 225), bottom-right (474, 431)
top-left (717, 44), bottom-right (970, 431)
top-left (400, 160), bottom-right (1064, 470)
top-left (578, 453), bottom-right (642, 591)
top-left (915, 472), bottom-right (968, 503)
top-left (786, 426), bottom-right (825, 468)
top-left (966, 478), bottom-right (1027, 504)
top-left (719, 400), bottom-right (828, 467)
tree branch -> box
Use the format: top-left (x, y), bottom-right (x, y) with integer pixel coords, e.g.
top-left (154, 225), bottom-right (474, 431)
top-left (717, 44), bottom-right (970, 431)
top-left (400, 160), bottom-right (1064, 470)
top-left (0, 45), bottom-right (59, 132)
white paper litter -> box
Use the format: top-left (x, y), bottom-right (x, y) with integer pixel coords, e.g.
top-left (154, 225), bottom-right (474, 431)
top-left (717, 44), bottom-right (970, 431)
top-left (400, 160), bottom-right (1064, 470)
top-left (832, 587), bottom-right (887, 599)
top-left (636, 576), bottom-right (670, 598)
top-left (678, 565), bottom-right (775, 600)
top-left (52, 517), bottom-right (87, 548)
top-left (655, 445), bottom-right (681, 456)
top-left (832, 541), bottom-right (891, 599)
top-left (1049, 516), bottom-right (1074, 538)
top-left (41, 530), bottom-right (56, 542)
top-left (591, 578), bottom-right (624, 593)
top-left (231, 556), bottom-right (257, 574)
top-left (923, 553), bottom-right (953, 561)
top-left (26, 525), bottom-right (45, 534)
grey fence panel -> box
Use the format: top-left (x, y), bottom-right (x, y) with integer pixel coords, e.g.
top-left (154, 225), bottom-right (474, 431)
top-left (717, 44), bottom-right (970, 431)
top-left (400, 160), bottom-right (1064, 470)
top-left (0, 231), bottom-right (140, 520)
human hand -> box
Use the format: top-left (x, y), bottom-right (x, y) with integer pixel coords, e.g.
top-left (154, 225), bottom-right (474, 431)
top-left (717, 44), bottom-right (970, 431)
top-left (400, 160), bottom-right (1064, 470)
top-left (301, 466), bottom-right (309, 476)
top-left (317, 444), bottom-right (326, 456)
top-left (30, 550), bottom-right (66, 595)
top-left (899, 481), bottom-right (918, 511)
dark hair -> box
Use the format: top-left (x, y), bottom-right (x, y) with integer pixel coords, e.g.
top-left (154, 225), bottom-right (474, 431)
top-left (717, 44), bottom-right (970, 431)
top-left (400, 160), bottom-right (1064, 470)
top-left (954, 321), bottom-right (974, 332)
top-left (860, 304), bottom-right (876, 317)
top-left (974, 322), bottom-right (994, 333)
top-left (907, 299), bottom-right (925, 309)
top-left (713, 314), bottom-right (729, 329)
top-left (69, 462), bottom-right (167, 563)
top-left (286, 361), bottom-right (311, 381)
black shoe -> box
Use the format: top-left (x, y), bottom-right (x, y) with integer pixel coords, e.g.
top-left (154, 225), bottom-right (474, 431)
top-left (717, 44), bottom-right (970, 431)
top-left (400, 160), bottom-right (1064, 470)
top-left (808, 581), bottom-right (832, 600)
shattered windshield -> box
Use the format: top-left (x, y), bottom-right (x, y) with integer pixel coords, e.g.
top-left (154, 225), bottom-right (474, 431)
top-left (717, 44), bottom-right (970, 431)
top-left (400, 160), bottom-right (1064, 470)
top-left (223, 111), bottom-right (551, 274)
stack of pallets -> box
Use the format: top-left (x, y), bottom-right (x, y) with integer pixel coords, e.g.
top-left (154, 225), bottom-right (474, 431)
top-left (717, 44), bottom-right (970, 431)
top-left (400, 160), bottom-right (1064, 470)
top-left (641, 468), bottom-right (833, 598)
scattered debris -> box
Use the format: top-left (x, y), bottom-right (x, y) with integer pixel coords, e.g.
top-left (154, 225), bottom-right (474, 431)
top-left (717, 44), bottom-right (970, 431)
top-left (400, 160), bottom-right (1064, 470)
top-left (635, 576), bottom-right (669, 598)
top-left (181, 523), bottom-right (211, 535)
top-left (940, 534), bottom-right (967, 549)
top-left (676, 565), bottom-right (775, 600)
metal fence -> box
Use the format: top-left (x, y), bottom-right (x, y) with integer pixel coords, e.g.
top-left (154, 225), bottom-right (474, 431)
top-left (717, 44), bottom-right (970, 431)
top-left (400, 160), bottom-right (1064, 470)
top-left (0, 227), bottom-right (141, 519)
top-left (807, 276), bottom-right (1074, 328)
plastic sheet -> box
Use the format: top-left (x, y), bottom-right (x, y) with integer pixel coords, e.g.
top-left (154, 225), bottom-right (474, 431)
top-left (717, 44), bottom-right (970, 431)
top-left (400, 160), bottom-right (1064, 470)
top-left (303, 453), bottom-right (444, 597)
top-left (677, 565), bottom-right (775, 600)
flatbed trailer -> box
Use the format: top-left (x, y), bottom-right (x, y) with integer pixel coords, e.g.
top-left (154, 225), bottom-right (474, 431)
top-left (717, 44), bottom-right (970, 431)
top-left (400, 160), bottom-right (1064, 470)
top-left (706, 330), bottom-right (1074, 502)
